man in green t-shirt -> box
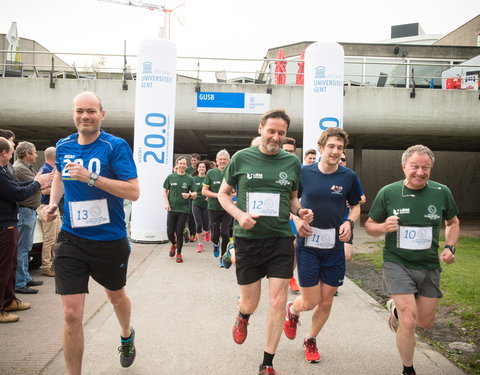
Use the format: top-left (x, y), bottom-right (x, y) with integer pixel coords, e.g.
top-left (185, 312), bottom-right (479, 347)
top-left (202, 149), bottom-right (232, 264)
top-left (365, 145), bottom-right (459, 375)
top-left (163, 156), bottom-right (197, 263)
top-left (218, 109), bottom-right (313, 375)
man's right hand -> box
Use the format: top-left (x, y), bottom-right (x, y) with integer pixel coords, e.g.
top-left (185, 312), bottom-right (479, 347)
top-left (34, 170), bottom-right (54, 189)
top-left (384, 215), bottom-right (400, 233)
top-left (41, 204), bottom-right (59, 222)
top-left (236, 211), bottom-right (259, 230)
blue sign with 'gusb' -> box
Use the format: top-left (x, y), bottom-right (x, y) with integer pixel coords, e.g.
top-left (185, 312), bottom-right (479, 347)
top-left (197, 92), bottom-right (245, 108)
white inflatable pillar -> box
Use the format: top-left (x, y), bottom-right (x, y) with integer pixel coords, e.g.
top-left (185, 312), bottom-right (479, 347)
top-left (303, 42), bottom-right (344, 156)
top-left (130, 38), bottom-right (176, 242)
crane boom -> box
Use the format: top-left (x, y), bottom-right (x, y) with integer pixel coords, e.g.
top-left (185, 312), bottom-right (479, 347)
top-left (98, 0), bottom-right (184, 39)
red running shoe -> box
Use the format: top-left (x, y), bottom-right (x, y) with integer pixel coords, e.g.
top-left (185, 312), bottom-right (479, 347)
top-left (289, 277), bottom-right (300, 293)
top-left (284, 302), bottom-right (300, 339)
top-left (205, 231), bottom-right (210, 242)
top-left (169, 245), bottom-right (176, 257)
top-left (176, 253), bottom-right (183, 263)
top-left (304, 338), bottom-right (320, 363)
top-left (232, 315), bottom-right (249, 344)
top-left (258, 364), bottom-right (277, 374)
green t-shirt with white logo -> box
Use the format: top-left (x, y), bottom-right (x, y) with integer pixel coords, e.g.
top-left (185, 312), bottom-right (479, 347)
top-left (203, 168), bottom-right (224, 211)
top-left (369, 180), bottom-right (458, 269)
top-left (163, 173), bottom-right (196, 214)
top-left (223, 146), bottom-right (300, 239)
top-left (192, 176), bottom-right (207, 207)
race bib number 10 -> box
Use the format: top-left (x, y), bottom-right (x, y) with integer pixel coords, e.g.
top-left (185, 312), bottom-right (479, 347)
top-left (69, 199), bottom-right (110, 228)
top-left (398, 226), bottom-right (432, 250)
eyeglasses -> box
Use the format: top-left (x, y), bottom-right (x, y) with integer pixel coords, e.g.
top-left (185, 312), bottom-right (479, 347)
top-left (340, 158), bottom-right (346, 162)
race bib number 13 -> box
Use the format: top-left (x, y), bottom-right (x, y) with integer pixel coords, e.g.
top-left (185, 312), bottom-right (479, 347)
top-left (69, 199), bottom-right (110, 228)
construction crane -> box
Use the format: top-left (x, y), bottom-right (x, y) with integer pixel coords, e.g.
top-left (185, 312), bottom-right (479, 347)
top-left (98, 0), bottom-right (185, 40)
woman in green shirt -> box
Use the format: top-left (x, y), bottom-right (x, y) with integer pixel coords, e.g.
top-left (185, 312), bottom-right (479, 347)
top-left (192, 161), bottom-right (210, 253)
top-left (163, 156), bottom-right (196, 263)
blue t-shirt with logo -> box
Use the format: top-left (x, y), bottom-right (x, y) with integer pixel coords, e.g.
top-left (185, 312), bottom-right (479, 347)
top-left (55, 130), bottom-right (137, 241)
top-left (298, 163), bottom-right (361, 250)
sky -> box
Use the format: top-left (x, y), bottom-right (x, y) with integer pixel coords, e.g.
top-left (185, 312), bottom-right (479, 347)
top-left (1, 0), bottom-right (480, 78)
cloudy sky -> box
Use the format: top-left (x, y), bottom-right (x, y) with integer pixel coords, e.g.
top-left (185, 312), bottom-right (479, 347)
top-left (2, 0), bottom-right (479, 77)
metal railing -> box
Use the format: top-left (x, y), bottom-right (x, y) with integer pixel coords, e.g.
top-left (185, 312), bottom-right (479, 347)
top-left (1, 49), bottom-right (479, 90)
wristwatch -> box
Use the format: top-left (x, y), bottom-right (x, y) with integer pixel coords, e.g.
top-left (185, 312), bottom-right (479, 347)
top-left (346, 219), bottom-right (354, 229)
top-left (88, 172), bottom-right (99, 187)
top-left (445, 245), bottom-right (456, 254)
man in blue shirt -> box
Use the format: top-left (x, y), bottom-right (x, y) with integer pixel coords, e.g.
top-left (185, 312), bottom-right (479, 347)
top-left (283, 128), bottom-right (361, 364)
top-left (37, 146), bottom-right (61, 277)
top-left (41, 91), bottom-right (140, 374)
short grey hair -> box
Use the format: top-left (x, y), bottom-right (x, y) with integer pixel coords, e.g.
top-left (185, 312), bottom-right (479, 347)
top-left (216, 149), bottom-right (230, 160)
top-left (401, 145), bottom-right (435, 165)
top-left (15, 141), bottom-right (35, 159)
top-left (44, 146), bottom-right (56, 161)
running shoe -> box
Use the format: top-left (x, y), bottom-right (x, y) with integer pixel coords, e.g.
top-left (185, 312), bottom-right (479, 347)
top-left (213, 243), bottom-right (220, 258)
top-left (189, 235), bottom-right (196, 242)
top-left (169, 245), bottom-right (176, 257)
top-left (258, 364), bottom-right (277, 375)
top-left (289, 277), bottom-right (300, 293)
top-left (387, 298), bottom-right (399, 332)
top-left (304, 338), bottom-right (320, 363)
top-left (219, 258), bottom-right (224, 268)
top-left (222, 241), bottom-right (234, 269)
top-left (197, 243), bottom-right (203, 253)
top-left (183, 229), bottom-right (189, 243)
top-left (205, 231), bottom-right (210, 242)
top-left (176, 253), bottom-right (183, 263)
top-left (118, 327), bottom-right (136, 368)
top-left (232, 315), bottom-right (249, 344)
top-left (284, 301), bottom-right (300, 339)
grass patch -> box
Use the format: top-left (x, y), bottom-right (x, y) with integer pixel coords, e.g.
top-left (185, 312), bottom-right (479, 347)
top-left (439, 237), bottom-right (480, 335)
top-left (353, 237), bottom-right (480, 333)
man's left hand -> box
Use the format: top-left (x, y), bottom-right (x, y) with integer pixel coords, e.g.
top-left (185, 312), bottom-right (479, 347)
top-left (338, 221), bottom-right (352, 242)
top-left (65, 162), bottom-right (90, 183)
top-left (440, 248), bottom-right (456, 264)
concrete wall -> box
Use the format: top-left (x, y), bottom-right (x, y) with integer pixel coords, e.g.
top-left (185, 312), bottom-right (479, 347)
top-left (434, 15), bottom-right (480, 47)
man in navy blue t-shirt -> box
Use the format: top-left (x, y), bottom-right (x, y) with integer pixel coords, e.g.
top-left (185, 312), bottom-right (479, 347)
top-left (36, 146), bottom-right (61, 277)
top-left (283, 128), bottom-right (361, 364)
top-left (41, 91), bottom-right (140, 373)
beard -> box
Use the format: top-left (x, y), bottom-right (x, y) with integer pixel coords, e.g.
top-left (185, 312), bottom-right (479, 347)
top-left (262, 139), bottom-right (283, 153)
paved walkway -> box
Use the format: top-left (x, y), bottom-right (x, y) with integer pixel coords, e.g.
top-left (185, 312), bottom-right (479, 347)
top-left (0, 227), bottom-right (469, 375)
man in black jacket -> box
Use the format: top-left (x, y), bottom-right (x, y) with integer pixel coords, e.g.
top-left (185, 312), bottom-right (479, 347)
top-left (0, 137), bottom-right (52, 323)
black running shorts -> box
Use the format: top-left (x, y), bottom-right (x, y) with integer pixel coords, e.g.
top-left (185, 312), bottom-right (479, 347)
top-left (54, 230), bottom-right (130, 295)
top-left (234, 236), bottom-right (294, 285)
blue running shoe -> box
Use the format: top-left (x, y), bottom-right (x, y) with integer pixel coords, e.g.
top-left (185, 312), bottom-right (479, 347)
top-left (219, 258), bottom-right (224, 268)
top-left (222, 241), bottom-right (234, 269)
top-left (213, 243), bottom-right (220, 258)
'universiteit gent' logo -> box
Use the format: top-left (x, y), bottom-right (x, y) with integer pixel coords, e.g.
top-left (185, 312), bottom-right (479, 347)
top-left (143, 61), bottom-right (153, 74)
top-left (315, 66), bottom-right (326, 78)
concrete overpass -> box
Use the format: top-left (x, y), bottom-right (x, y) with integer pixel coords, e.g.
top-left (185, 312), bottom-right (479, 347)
top-left (1, 78), bottom-right (480, 216)
top-left (1, 78), bottom-right (479, 156)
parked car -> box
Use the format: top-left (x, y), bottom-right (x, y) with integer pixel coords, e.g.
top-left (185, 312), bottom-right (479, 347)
top-left (29, 217), bottom-right (43, 270)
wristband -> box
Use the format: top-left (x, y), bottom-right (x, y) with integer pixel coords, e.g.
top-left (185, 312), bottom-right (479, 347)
top-left (296, 207), bottom-right (302, 217)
